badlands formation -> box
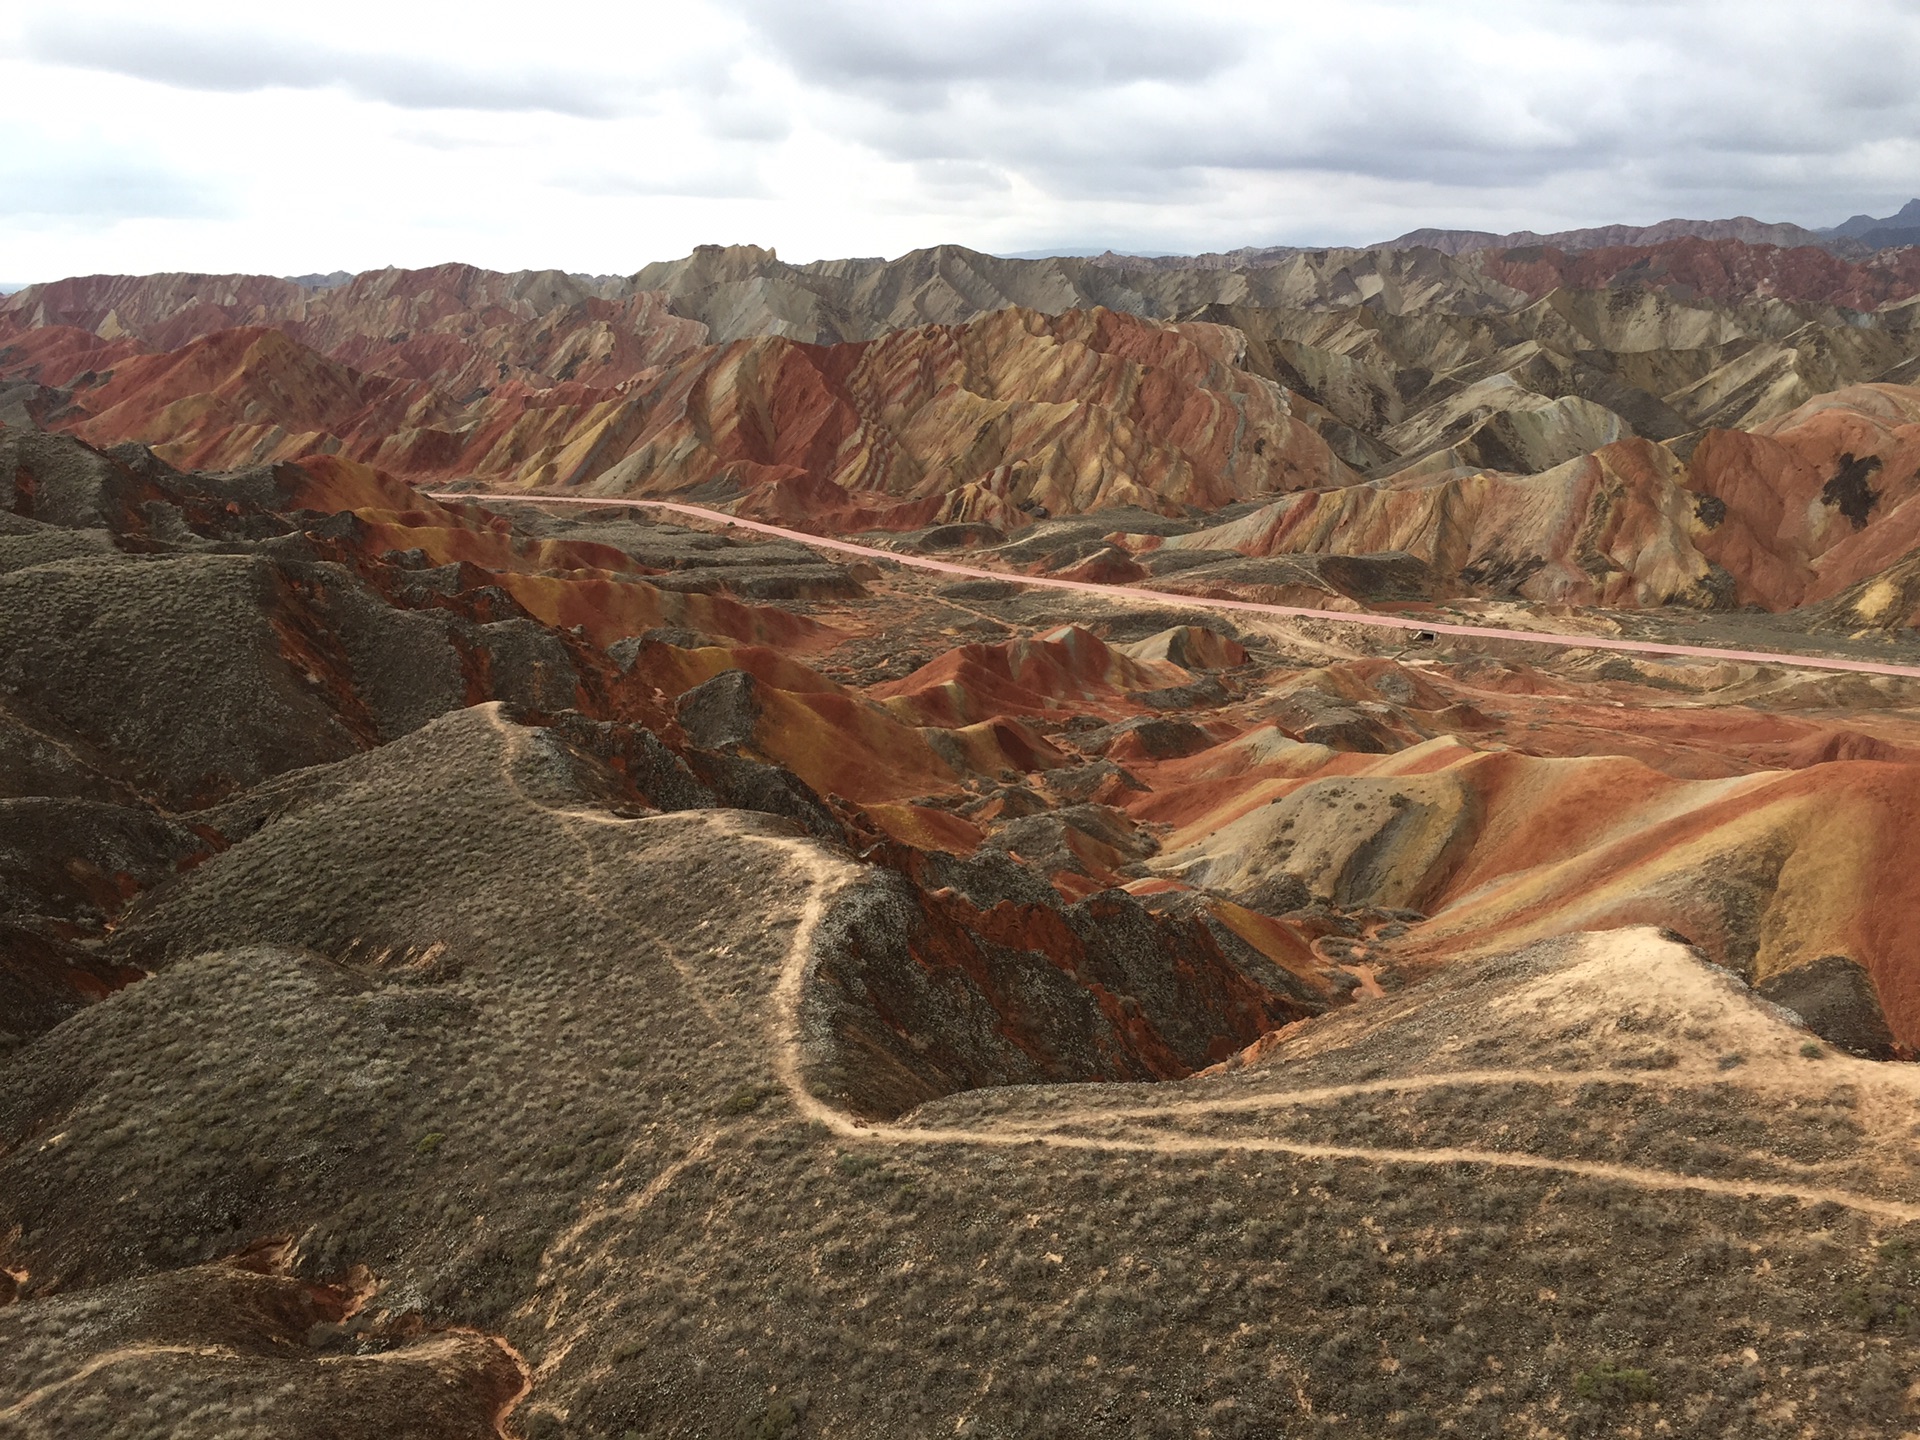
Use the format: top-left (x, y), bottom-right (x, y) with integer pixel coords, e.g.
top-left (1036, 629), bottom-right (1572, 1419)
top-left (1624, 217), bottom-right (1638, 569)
top-left (5, 227), bottom-right (1920, 1439)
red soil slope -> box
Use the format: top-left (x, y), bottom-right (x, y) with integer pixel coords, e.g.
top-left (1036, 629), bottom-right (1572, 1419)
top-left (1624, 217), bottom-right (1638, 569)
top-left (1688, 384), bottom-right (1920, 610)
top-left (3, 307), bottom-right (1356, 531)
top-left (1480, 237), bottom-right (1920, 311)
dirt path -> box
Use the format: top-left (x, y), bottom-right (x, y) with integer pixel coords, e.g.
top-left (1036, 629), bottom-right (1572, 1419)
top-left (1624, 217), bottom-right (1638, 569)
top-left (748, 843), bottom-right (1920, 1224)
top-left (875, 1121), bottom-right (1920, 1223)
top-left (434, 492), bottom-right (1920, 683)
top-left (0, 1346), bottom-right (230, 1420)
top-left (474, 633), bottom-right (1917, 1223)
top-left (966, 1064), bottom-right (1810, 1126)
top-left (752, 832), bottom-right (866, 1132)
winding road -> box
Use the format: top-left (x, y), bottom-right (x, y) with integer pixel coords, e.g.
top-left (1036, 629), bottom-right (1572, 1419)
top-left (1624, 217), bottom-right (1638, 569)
top-left (432, 491), bottom-right (1920, 682)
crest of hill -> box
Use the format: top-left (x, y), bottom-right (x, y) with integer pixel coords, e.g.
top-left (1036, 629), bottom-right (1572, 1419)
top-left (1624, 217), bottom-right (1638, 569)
top-left (1381, 216), bottom-right (1837, 256)
top-left (1475, 238), bottom-right (1920, 314)
top-left (12, 253), bottom-right (1920, 598)
top-left (1079, 245), bottom-right (1308, 272)
top-left (625, 242), bottom-right (1535, 340)
top-left (11, 240), bottom-right (1920, 393)
top-left (0, 302), bottom-right (1351, 536)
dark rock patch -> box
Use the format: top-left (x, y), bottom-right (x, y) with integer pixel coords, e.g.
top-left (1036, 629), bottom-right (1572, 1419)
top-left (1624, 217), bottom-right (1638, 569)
top-left (1821, 452), bottom-right (1883, 529)
top-left (1757, 954), bottom-right (1898, 1059)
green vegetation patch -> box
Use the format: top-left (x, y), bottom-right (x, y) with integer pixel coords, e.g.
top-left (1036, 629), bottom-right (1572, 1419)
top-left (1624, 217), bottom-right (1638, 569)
top-left (1573, 1362), bottom-right (1662, 1404)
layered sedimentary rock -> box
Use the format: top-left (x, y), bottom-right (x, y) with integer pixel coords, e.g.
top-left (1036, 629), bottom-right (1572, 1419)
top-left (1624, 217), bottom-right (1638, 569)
top-left (1686, 384), bottom-right (1920, 612)
top-left (1129, 436), bottom-right (1722, 608)
top-left (1476, 237), bottom-right (1920, 313)
top-left (1139, 728), bottom-right (1920, 1051)
top-left (9, 419), bottom-right (1920, 1439)
top-left (7, 241), bottom-right (1920, 568)
top-left (1, 304), bottom-right (1360, 530)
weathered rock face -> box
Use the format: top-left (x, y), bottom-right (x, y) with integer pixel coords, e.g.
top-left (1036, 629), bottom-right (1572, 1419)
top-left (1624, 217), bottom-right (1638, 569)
top-left (1755, 953), bottom-right (1899, 1059)
top-left (1, 304), bottom-right (1361, 531)
top-left (1474, 236), bottom-right (1920, 313)
top-left (11, 419), bottom-right (1920, 1439)
top-left (1213, 287), bottom-right (1920, 469)
top-left (873, 623), bottom-right (1192, 726)
top-left (588, 306), bottom-right (1361, 528)
top-left (1133, 723), bottom-right (1920, 1051)
top-left (805, 859), bottom-right (1311, 1118)
top-left (8, 244), bottom-right (1920, 616)
top-left (1685, 384), bottom-right (1920, 612)
top-left (1138, 436), bottom-right (1723, 609)
top-left (0, 264), bottom-right (706, 390)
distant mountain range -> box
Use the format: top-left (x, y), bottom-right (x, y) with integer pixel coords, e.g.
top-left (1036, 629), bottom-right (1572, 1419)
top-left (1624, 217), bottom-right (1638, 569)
top-left (282, 270), bottom-right (354, 290)
top-left (1823, 197), bottom-right (1920, 250)
top-left (1376, 199), bottom-right (1920, 258)
top-left (4, 202), bottom-right (1908, 304)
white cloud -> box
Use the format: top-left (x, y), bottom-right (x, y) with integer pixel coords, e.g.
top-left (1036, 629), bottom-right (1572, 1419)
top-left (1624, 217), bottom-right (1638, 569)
top-left (0, 0), bottom-right (1916, 280)
top-left (24, 17), bottom-right (644, 117)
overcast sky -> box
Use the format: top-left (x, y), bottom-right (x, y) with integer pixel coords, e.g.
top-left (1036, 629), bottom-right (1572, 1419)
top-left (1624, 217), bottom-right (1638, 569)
top-left (3, 0), bottom-right (1918, 281)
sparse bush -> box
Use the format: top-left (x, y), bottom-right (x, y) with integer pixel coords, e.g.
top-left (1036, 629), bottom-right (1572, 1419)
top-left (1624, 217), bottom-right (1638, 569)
top-left (1838, 1239), bottom-right (1920, 1334)
top-left (1572, 1363), bottom-right (1660, 1404)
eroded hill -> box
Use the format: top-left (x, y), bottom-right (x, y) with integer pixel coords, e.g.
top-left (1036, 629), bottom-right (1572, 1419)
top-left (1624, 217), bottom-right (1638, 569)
top-left (3, 423), bottom-right (1920, 1438)
top-left (7, 244), bottom-right (1920, 637)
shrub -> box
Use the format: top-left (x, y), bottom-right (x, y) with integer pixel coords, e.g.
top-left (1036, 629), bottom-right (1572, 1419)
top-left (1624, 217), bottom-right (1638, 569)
top-left (1573, 1364), bottom-right (1660, 1404)
top-left (738, 1395), bottom-right (807, 1439)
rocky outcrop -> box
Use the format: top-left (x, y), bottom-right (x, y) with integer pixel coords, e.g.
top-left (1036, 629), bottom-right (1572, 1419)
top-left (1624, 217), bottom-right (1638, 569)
top-left (1475, 237), bottom-right (1920, 313)
top-left (1134, 437), bottom-right (1722, 609)
top-left (2, 305), bottom-right (1361, 531)
top-left (1686, 384), bottom-right (1920, 610)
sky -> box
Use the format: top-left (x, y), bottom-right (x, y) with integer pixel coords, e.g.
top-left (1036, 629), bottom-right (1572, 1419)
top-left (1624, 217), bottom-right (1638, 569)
top-left (3, 0), bottom-right (1919, 282)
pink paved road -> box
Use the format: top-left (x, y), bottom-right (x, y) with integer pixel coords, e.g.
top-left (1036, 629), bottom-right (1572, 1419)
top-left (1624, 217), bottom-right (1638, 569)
top-left (429, 492), bottom-right (1920, 682)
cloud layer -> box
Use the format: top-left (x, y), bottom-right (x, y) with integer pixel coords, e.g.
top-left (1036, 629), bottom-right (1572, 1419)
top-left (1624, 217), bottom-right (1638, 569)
top-left (26, 19), bottom-right (637, 117)
top-left (2, 0), bottom-right (1917, 277)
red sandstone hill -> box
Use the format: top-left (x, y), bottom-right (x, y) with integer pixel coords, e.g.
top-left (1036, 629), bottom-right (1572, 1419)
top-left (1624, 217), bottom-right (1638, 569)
top-left (0, 265), bottom-right (709, 392)
top-left (2, 305), bottom-right (1360, 531)
top-left (1090, 386), bottom-right (1920, 625)
top-left (15, 422), bottom-right (1920, 1052)
top-left (9, 420), bottom-right (1920, 1439)
top-left (8, 236), bottom-right (1915, 392)
top-left (7, 248), bottom-right (1920, 623)
top-left (1688, 384), bottom-right (1920, 612)
top-left (1476, 236), bottom-right (1920, 312)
